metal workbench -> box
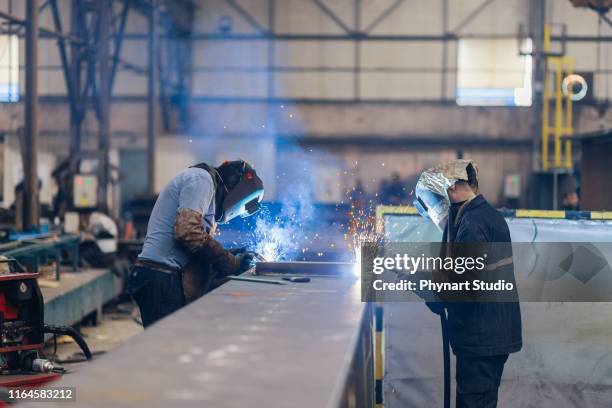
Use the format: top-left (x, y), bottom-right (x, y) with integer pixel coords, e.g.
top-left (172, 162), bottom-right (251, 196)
top-left (0, 234), bottom-right (79, 280)
top-left (32, 274), bottom-right (373, 408)
top-left (43, 268), bottom-right (123, 328)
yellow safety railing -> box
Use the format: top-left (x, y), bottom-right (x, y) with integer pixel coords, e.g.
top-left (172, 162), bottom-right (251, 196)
top-left (376, 205), bottom-right (612, 221)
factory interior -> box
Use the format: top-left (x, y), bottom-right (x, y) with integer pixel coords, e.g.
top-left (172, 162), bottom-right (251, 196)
top-left (0, 0), bottom-right (609, 407)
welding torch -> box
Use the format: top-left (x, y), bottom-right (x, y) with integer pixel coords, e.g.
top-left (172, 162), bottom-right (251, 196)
top-left (230, 246), bottom-right (268, 262)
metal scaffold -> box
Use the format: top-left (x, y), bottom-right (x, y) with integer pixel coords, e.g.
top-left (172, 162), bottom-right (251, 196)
top-left (0, 0), bottom-right (195, 226)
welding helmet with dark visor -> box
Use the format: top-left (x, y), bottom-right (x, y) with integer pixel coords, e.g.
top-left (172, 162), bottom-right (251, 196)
top-left (216, 161), bottom-right (264, 224)
top-left (414, 159), bottom-right (477, 232)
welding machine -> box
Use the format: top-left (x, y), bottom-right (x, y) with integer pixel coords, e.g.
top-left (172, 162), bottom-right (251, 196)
top-left (0, 259), bottom-right (45, 373)
top-left (0, 258), bottom-right (91, 381)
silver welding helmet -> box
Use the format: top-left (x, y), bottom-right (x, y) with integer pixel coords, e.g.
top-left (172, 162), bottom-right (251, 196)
top-left (216, 161), bottom-right (265, 224)
top-left (413, 159), bottom-right (477, 232)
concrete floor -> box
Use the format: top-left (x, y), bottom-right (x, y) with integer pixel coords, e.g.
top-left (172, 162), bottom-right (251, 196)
top-left (43, 302), bottom-right (143, 375)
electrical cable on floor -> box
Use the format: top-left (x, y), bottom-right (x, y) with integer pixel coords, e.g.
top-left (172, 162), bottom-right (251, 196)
top-left (43, 325), bottom-right (93, 361)
top-left (57, 350), bottom-right (107, 365)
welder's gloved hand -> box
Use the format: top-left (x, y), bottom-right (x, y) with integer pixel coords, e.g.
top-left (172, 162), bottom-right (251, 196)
top-left (175, 208), bottom-right (247, 277)
top-left (236, 252), bottom-right (255, 273)
top-left (218, 252), bottom-right (254, 276)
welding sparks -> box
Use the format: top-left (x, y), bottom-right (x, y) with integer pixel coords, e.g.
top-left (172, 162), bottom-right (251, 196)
top-left (345, 182), bottom-right (384, 277)
top-left (251, 175), bottom-right (317, 261)
top-left (254, 219), bottom-right (297, 261)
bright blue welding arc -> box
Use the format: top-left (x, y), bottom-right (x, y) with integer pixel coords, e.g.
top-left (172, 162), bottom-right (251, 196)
top-left (218, 202), bottom-right (351, 261)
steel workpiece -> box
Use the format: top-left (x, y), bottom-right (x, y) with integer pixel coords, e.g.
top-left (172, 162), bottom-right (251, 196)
top-left (25, 272), bottom-right (372, 408)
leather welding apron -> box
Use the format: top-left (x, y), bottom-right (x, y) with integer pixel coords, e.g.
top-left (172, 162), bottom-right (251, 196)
top-left (181, 224), bottom-right (227, 304)
top-left (182, 261), bottom-right (212, 303)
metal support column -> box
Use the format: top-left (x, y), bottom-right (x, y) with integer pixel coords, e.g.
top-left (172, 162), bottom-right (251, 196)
top-left (441, 0), bottom-right (449, 100)
top-left (354, 0), bottom-right (361, 101)
top-left (267, 0), bottom-right (275, 99)
top-left (23, 0), bottom-right (40, 229)
top-left (69, 0), bottom-right (82, 161)
top-left (147, 1), bottom-right (158, 194)
top-left (266, 0), bottom-right (276, 133)
top-left (530, 0), bottom-right (546, 171)
top-left (98, 0), bottom-right (111, 211)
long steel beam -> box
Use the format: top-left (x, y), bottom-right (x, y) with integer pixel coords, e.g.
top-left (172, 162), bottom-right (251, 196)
top-left (363, 0), bottom-right (405, 33)
top-left (312, 0), bottom-right (353, 34)
top-left (49, 0), bottom-right (73, 116)
top-left (0, 9), bottom-right (82, 44)
top-left (116, 32), bottom-right (612, 42)
top-left (224, 0), bottom-right (268, 34)
top-left (451, 0), bottom-right (497, 33)
top-left (110, 0), bottom-right (131, 91)
top-left (26, 275), bottom-right (371, 408)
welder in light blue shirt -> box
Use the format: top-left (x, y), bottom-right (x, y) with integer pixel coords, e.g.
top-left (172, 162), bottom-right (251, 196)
top-left (128, 160), bottom-right (264, 327)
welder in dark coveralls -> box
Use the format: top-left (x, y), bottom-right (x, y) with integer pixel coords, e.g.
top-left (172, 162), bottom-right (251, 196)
top-left (414, 159), bottom-right (522, 408)
top-left (128, 160), bottom-right (264, 327)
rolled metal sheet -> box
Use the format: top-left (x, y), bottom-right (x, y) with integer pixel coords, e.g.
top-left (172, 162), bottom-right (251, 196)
top-left (255, 261), bottom-right (356, 276)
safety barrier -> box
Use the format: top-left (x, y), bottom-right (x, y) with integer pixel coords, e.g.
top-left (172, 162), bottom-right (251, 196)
top-left (372, 205), bottom-right (612, 407)
top-left (374, 305), bottom-right (384, 407)
top-left (377, 205), bottom-right (612, 221)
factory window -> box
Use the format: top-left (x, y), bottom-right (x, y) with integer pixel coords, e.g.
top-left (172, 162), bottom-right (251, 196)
top-left (0, 35), bottom-right (18, 103)
top-left (456, 38), bottom-right (532, 107)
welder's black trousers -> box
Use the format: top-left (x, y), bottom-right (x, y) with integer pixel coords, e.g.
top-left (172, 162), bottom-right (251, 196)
top-left (456, 354), bottom-right (508, 408)
top-left (127, 266), bottom-right (186, 328)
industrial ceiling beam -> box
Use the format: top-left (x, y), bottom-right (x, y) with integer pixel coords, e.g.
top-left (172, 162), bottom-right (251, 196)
top-left (451, 0), bottom-right (496, 33)
top-left (599, 11), bottom-right (612, 26)
top-left (311, 0), bottom-right (353, 34)
top-left (129, 0), bottom-right (194, 34)
top-left (363, 0), bottom-right (405, 33)
top-left (127, 0), bottom-right (193, 133)
top-left (159, 0), bottom-right (194, 35)
top-left (110, 0), bottom-right (131, 91)
top-left (181, 33), bottom-right (459, 41)
top-left (0, 9), bottom-right (83, 44)
top-left (223, 0), bottom-right (268, 34)
top-left (49, 0), bottom-right (73, 116)
top-left (116, 32), bottom-right (612, 42)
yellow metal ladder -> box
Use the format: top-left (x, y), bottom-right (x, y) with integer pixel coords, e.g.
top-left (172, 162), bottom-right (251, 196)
top-left (541, 24), bottom-right (574, 170)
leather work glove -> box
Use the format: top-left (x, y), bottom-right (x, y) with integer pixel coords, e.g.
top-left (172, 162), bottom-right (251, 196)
top-left (236, 252), bottom-right (255, 273)
top-left (174, 208), bottom-right (248, 277)
top-left (218, 251), bottom-right (255, 276)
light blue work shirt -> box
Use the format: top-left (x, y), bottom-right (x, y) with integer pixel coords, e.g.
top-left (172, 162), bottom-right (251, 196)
top-left (138, 167), bottom-right (216, 269)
